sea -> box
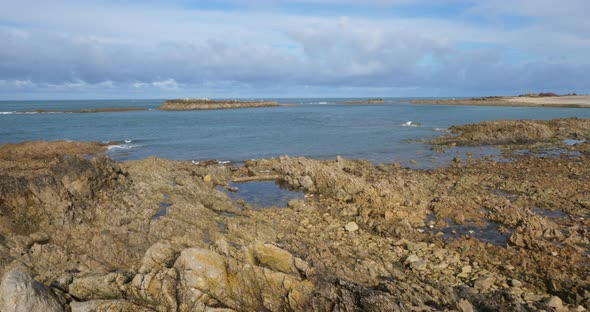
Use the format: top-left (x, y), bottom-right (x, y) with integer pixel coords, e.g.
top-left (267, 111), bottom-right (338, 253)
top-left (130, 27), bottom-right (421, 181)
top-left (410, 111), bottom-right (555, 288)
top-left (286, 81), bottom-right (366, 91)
top-left (2, 98), bottom-right (590, 169)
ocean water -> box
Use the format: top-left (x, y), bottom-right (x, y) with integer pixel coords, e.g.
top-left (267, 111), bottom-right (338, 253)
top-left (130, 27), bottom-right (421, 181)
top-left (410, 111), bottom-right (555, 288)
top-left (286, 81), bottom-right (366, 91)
top-left (2, 98), bottom-right (590, 168)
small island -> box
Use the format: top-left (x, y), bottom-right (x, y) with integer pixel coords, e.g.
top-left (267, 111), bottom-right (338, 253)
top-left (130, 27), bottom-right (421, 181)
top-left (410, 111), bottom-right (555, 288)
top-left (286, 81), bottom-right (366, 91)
top-left (337, 98), bottom-right (385, 104)
top-left (158, 98), bottom-right (284, 110)
top-left (410, 93), bottom-right (590, 108)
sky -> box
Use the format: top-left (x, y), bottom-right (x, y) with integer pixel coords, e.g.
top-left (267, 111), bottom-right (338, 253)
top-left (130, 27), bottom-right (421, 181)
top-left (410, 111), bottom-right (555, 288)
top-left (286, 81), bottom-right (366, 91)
top-left (1, 0), bottom-right (589, 100)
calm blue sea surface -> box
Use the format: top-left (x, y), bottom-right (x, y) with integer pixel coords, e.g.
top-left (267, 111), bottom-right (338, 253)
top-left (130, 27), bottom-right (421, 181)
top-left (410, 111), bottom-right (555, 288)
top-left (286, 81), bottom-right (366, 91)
top-left (2, 98), bottom-right (590, 167)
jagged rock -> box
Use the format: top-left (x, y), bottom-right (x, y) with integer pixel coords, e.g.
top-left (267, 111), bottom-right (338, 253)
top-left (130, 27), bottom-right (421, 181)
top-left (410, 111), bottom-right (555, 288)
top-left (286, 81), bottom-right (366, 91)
top-left (252, 242), bottom-right (298, 275)
top-left (138, 242), bottom-right (178, 273)
top-left (170, 246), bottom-right (315, 311)
top-left (174, 248), bottom-right (229, 310)
top-left (127, 269), bottom-right (178, 311)
top-left (69, 272), bottom-right (128, 301)
top-left (0, 271), bottom-right (64, 312)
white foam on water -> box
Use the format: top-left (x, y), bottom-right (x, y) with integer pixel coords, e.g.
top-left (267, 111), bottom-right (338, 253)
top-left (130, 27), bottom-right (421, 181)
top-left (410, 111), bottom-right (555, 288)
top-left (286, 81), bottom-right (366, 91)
top-left (218, 160), bottom-right (230, 164)
top-left (0, 111), bottom-right (15, 115)
top-left (107, 144), bottom-right (141, 150)
top-left (191, 160), bottom-right (200, 165)
top-left (401, 121), bottom-right (421, 127)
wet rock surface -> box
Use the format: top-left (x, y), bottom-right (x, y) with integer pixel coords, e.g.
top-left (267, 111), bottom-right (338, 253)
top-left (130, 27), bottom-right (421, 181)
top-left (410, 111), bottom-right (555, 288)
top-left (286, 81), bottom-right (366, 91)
top-left (1, 119), bottom-right (590, 311)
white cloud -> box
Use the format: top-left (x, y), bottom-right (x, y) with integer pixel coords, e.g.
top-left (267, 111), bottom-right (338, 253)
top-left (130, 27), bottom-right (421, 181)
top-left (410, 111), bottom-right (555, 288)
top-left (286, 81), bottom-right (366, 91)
top-left (0, 0), bottom-right (589, 98)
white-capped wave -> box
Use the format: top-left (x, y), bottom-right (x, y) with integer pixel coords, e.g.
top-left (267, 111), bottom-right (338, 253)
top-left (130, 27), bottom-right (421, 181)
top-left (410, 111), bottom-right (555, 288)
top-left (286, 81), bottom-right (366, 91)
top-left (0, 111), bottom-right (15, 115)
top-left (191, 160), bottom-right (200, 165)
top-left (218, 160), bottom-right (230, 164)
top-left (434, 127), bottom-right (449, 132)
top-left (401, 121), bottom-right (422, 127)
top-left (124, 140), bottom-right (132, 143)
top-left (107, 144), bottom-right (141, 150)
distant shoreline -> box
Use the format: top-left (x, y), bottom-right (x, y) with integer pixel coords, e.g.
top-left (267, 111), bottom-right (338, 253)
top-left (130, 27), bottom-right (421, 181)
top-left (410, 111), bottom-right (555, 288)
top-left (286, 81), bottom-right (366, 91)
top-left (336, 98), bottom-right (385, 105)
top-left (17, 107), bottom-right (148, 114)
top-left (410, 95), bottom-right (590, 108)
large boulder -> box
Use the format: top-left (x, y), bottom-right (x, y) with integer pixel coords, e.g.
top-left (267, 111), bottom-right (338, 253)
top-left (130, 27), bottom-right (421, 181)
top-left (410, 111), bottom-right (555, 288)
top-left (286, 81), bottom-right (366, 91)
top-left (0, 271), bottom-right (64, 312)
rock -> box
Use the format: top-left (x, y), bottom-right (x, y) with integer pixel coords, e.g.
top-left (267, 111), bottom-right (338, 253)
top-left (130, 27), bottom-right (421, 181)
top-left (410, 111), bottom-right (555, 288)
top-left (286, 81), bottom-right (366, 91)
top-left (287, 199), bottom-right (313, 213)
top-left (510, 279), bottom-right (523, 287)
top-left (461, 266), bottom-right (472, 274)
top-left (203, 174), bottom-right (212, 182)
top-left (0, 271), bottom-right (64, 312)
top-left (456, 299), bottom-right (474, 312)
top-left (70, 299), bottom-right (153, 312)
top-left (127, 269), bottom-right (178, 311)
top-left (522, 293), bottom-right (544, 302)
top-left (69, 273), bottom-right (127, 301)
top-left (404, 254), bottom-right (421, 265)
top-left (345, 222), bottom-right (359, 232)
top-left (410, 260), bottom-right (428, 271)
top-left (174, 248), bottom-right (229, 309)
top-left (138, 242), bottom-right (178, 273)
top-left (545, 296), bottom-right (564, 310)
top-left (474, 276), bottom-right (495, 293)
top-left (299, 175), bottom-right (314, 189)
top-left (252, 242), bottom-right (298, 275)
top-left (409, 159), bottom-right (417, 164)
top-left (407, 242), bottom-right (428, 252)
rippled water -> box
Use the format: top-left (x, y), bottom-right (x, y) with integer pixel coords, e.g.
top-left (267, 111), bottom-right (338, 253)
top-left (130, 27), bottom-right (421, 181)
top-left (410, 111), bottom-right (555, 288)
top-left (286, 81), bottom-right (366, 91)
top-left (220, 181), bottom-right (305, 208)
top-left (2, 98), bottom-right (590, 167)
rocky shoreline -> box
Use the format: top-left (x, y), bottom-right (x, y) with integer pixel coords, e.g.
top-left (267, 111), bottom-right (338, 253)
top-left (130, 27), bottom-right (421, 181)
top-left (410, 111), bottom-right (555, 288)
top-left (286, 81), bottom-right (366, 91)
top-left (410, 95), bottom-right (590, 108)
top-left (1, 118), bottom-right (590, 311)
top-left (158, 99), bottom-right (284, 110)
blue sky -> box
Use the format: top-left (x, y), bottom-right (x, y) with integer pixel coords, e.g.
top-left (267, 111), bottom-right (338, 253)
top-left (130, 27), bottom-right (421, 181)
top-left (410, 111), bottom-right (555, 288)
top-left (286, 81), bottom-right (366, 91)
top-left (0, 0), bottom-right (589, 99)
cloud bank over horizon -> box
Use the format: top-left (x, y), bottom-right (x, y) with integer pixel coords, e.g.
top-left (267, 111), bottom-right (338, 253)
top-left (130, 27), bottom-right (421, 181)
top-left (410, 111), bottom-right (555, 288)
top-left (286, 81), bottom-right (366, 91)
top-left (1, 0), bottom-right (589, 99)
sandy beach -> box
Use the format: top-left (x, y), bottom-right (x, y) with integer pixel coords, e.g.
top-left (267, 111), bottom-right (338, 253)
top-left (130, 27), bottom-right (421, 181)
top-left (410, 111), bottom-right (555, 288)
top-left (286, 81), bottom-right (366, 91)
top-left (411, 95), bottom-right (590, 108)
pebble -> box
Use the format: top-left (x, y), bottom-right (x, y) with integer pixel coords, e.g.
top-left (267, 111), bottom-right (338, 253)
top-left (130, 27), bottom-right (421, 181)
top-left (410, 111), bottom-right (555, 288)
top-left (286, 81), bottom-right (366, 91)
top-left (410, 260), bottom-right (428, 271)
top-left (510, 279), bottom-right (523, 287)
top-left (203, 174), bottom-right (212, 182)
top-left (545, 296), bottom-right (564, 310)
top-left (511, 287), bottom-right (524, 296)
top-left (345, 222), bottom-right (359, 232)
top-left (456, 299), bottom-right (474, 312)
top-left (405, 254), bottom-right (420, 264)
top-left (473, 276), bottom-right (495, 293)
top-left (522, 293), bottom-right (544, 302)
